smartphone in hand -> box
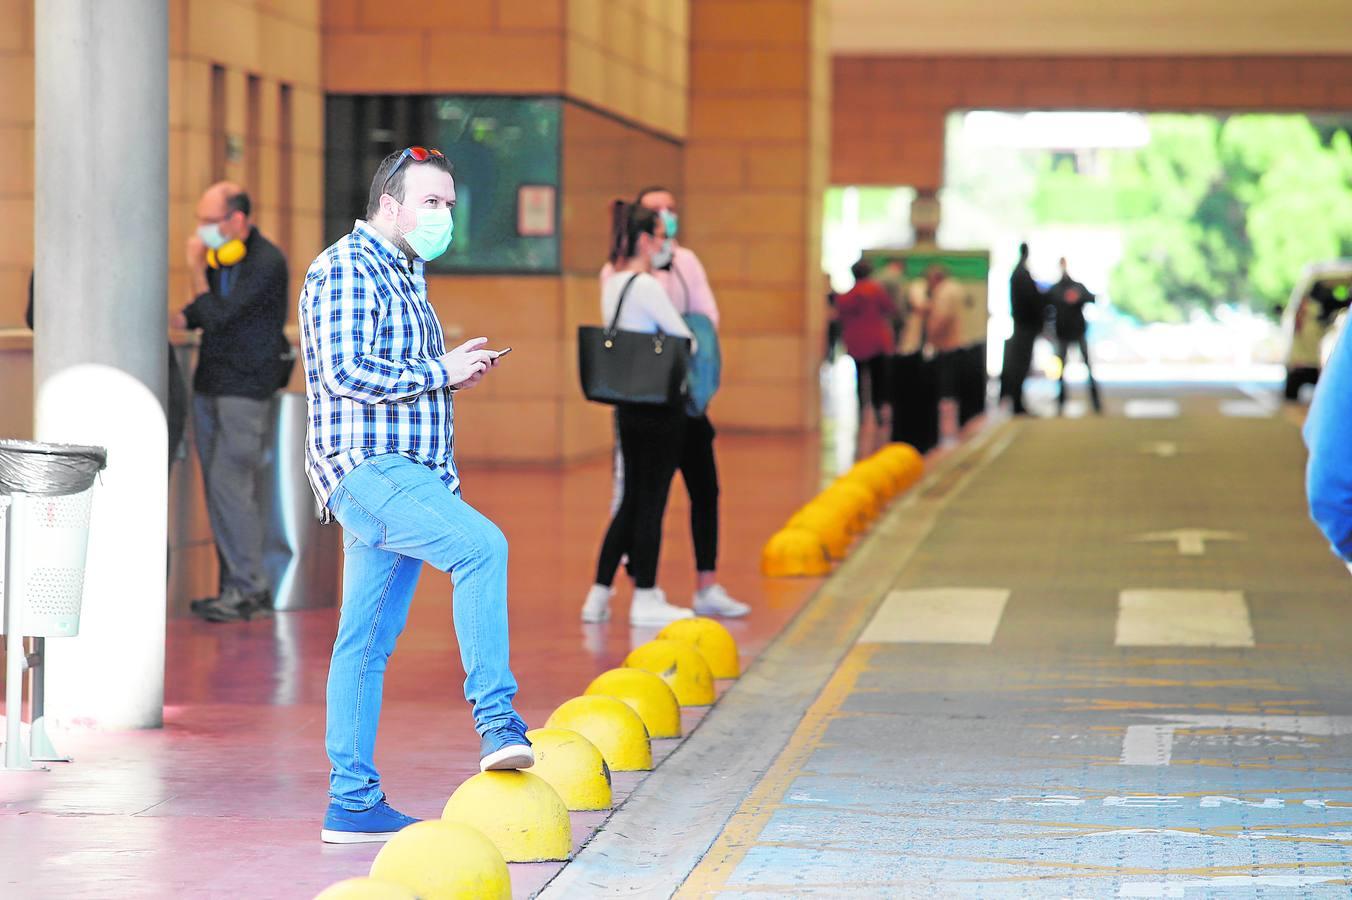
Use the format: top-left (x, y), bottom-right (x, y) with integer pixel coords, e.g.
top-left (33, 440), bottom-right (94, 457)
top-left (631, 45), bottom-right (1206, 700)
top-left (492, 347), bottom-right (513, 360)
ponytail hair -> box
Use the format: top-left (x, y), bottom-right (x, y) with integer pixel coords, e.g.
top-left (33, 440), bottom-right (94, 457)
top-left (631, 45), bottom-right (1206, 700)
top-left (608, 200), bottom-right (659, 265)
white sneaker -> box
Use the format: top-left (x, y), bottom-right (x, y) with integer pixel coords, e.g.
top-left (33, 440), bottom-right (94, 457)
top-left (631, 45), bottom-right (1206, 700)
top-left (630, 588), bottom-right (694, 627)
top-left (580, 584), bottom-right (613, 623)
top-left (693, 584), bottom-right (751, 618)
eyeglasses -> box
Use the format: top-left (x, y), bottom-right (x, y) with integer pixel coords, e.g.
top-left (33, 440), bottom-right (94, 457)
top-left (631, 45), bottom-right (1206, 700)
top-left (380, 146), bottom-right (445, 196)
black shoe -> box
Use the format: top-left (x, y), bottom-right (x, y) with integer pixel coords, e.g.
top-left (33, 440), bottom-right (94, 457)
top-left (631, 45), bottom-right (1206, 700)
top-left (197, 587), bottom-right (252, 623)
top-left (200, 601), bottom-right (249, 623)
top-left (189, 595), bottom-right (217, 614)
top-left (242, 589), bottom-right (274, 620)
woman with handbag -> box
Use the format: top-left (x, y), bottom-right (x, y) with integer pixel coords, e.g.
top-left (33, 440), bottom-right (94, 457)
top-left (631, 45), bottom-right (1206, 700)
top-left (593, 186), bottom-right (748, 622)
top-left (581, 202), bottom-right (697, 627)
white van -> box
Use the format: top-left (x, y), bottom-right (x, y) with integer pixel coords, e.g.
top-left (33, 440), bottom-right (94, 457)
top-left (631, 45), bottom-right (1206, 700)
top-left (1281, 259), bottom-right (1352, 400)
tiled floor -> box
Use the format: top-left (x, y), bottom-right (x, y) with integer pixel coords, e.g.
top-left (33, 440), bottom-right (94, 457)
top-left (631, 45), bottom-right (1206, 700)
top-left (0, 430), bottom-right (827, 899)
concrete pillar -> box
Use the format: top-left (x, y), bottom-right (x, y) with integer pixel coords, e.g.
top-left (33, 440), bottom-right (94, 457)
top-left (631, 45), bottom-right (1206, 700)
top-left (684, 0), bottom-right (831, 431)
top-left (33, 1), bottom-right (169, 730)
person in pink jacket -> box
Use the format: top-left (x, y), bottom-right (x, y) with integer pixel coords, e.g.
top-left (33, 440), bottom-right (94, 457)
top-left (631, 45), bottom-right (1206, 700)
top-left (586, 186), bottom-right (749, 623)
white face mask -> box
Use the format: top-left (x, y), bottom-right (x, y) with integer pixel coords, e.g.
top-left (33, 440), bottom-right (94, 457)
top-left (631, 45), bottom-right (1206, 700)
top-left (651, 238), bottom-right (674, 270)
top-left (399, 206), bottom-right (455, 261)
top-left (197, 223), bottom-right (227, 250)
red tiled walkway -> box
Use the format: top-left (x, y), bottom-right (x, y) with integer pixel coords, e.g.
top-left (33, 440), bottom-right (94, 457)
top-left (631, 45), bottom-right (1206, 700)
top-left (1, 432), bottom-right (824, 899)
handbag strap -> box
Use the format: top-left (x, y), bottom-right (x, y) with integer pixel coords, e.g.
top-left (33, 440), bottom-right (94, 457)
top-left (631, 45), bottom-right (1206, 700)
top-left (605, 273), bottom-right (640, 337)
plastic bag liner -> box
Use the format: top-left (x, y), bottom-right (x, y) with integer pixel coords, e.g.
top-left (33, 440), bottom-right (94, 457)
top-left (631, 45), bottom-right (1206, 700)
top-left (0, 440), bottom-right (107, 496)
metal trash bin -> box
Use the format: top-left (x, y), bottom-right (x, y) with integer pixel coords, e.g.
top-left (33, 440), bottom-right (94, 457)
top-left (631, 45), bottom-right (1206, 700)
top-left (261, 393), bottom-right (339, 611)
top-left (0, 440), bottom-right (106, 771)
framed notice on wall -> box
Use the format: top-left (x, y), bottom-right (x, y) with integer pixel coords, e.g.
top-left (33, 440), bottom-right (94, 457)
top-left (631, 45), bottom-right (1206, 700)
top-left (516, 184), bottom-right (556, 237)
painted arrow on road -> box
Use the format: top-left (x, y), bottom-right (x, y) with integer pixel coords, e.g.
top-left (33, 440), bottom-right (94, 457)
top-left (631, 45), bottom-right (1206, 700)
top-left (1132, 529), bottom-right (1244, 556)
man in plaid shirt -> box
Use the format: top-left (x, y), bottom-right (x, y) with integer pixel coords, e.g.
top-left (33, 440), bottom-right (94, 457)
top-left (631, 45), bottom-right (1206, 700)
top-left (300, 147), bottom-right (532, 845)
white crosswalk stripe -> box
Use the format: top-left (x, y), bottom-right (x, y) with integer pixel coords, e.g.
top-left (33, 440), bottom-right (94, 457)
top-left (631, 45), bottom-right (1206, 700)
top-left (1115, 589), bottom-right (1254, 647)
top-left (858, 589), bottom-right (1011, 645)
top-left (1124, 399), bottom-right (1181, 418)
top-left (854, 589), bottom-right (1258, 648)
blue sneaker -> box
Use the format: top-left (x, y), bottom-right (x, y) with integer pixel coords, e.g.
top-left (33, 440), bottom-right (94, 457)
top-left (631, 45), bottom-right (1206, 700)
top-left (480, 722), bottom-right (534, 772)
top-left (321, 799), bottom-right (419, 844)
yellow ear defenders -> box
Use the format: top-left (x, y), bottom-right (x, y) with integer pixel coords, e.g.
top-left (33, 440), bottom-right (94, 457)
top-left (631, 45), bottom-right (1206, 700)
top-left (207, 239), bottom-right (247, 269)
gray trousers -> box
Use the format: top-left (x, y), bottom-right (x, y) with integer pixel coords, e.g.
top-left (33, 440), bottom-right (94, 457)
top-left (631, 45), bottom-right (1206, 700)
top-left (193, 393), bottom-right (271, 595)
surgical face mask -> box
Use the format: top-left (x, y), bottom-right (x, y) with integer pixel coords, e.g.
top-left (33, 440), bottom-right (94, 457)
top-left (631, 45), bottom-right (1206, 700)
top-left (401, 206), bottom-right (454, 261)
top-left (197, 223), bottom-right (227, 250)
top-left (660, 209), bottom-right (679, 240)
top-left (651, 238), bottom-right (674, 270)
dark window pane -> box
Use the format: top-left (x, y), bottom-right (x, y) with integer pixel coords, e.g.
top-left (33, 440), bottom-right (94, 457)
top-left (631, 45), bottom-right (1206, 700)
top-left (324, 95), bottom-right (561, 274)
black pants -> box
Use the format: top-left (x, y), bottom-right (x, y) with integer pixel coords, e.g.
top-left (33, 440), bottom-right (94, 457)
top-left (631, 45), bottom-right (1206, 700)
top-left (1003, 326), bottom-right (1039, 414)
top-left (933, 350), bottom-right (960, 401)
top-left (1285, 367), bottom-right (1319, 401)
top-left (1057, 335), bottom-right (1101, 413)
top-left (890, 351), bottom-right (939, 454)
top-left (957, 343), bottom-right (988, 425)
top-left (679, 414), bottom-right (719, 574)
top-left (596, 404), bottom-right (686, 589)
top-left (854, 354), bottom-right (890, 423)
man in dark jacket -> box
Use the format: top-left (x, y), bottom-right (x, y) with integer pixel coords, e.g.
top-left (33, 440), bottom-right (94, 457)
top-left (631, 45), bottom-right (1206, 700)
top-left (1002, 243), bottom-right (1045, 415)
top-left (1048, 257), bottom-right (1101, 415)
top-left (175, 182), bottom-right (290, 622)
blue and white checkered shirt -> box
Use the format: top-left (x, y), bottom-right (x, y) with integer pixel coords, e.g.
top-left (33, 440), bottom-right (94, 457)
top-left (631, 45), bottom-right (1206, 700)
top-left (299, 220), bottom-right (458, 512)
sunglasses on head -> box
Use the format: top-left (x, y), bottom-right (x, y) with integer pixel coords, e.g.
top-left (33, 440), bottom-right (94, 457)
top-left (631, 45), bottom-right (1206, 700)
top-left (381, 146), bottom-right (445, 196)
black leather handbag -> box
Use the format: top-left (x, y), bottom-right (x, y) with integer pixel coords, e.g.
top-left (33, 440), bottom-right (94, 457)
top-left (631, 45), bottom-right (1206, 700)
top-left (578, 274), bottom-right (691, 408)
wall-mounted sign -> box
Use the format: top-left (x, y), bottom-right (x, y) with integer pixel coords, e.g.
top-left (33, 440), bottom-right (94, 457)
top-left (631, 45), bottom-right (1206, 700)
top-left (517, 184), bottom-right (556, 237)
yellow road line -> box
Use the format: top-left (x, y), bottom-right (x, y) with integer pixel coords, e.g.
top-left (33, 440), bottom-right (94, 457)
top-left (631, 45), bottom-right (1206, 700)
top-left (675, 643), bottom-right (876, 898)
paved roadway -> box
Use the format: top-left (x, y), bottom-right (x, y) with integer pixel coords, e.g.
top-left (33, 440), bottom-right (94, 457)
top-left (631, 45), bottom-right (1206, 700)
top-left (553, 388), bottom-right (1352, 899)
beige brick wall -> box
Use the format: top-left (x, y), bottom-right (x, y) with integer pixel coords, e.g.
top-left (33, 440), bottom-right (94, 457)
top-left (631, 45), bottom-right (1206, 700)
top-left (683, 0), bottom-right (829, 431)
top-left (0, 1), bottom-right (325, 611)
top-left (318, 0), bottom-right (833, 447)
top-left (319, 2), bottom-right (691, 462)
top-left (427, 101), bottom-right (684, 466)
top-left (560, 101), bottom-right (684, 275)
top-left (323, 0), bottom-right (566, 95)
top-left (319, 0), bottom-right (689, 195)
top-left (831, 0), bottom-right (1352, 57)
top-left (171, 0), bottom-right (325, 322)
top-left (0, 0), bottom-right (33, 326)
top-left (0, 0), bottom-right (325, 327)
top-left (421, 275), bottom-right (572, 463)
top-left (566, 0), bottom-right (689, 139)
top-left (832, 54), bottom-right (1352, 190)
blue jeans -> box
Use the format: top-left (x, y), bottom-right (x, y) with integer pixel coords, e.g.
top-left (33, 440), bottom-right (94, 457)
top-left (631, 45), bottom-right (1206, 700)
top-left (325, 453), bottom-right (524, 810)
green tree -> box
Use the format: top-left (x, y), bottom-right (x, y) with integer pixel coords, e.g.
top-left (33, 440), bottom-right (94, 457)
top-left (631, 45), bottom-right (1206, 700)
top-left (1106, 116), bottom-right (1241, 322)
top-left (1245, 127), bottom-right (1352, 304)
top-left (1034, 114), bottom-right (1352, 323)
